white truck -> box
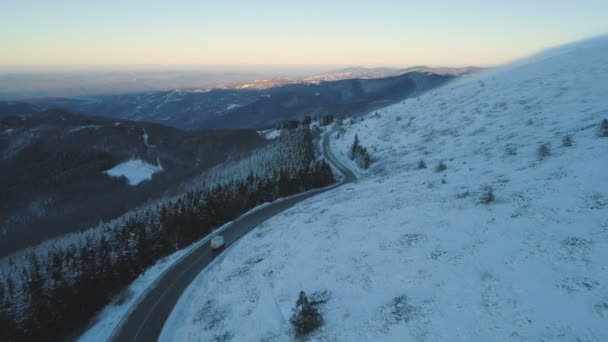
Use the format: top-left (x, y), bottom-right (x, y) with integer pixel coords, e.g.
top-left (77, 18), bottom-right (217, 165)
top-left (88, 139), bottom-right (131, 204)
top-left (210, 235), bottom-right (225, 251)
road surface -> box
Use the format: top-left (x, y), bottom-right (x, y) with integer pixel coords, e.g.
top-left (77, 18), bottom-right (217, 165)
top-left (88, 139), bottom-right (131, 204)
top-left (110, 131), bottom-right (355, 342)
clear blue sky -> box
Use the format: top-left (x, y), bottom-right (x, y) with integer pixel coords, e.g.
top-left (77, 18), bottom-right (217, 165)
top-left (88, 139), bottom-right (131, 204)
top-left (1, 0), bottom-right (607, 69)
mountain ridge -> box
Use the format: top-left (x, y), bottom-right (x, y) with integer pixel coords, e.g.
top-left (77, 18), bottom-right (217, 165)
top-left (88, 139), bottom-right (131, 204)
top-left (28, 71), bottom-right (456, 130)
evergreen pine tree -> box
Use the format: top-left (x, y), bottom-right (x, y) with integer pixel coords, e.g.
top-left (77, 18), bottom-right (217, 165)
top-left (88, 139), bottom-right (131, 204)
top-left (349, 135), bottom-right (360, 160)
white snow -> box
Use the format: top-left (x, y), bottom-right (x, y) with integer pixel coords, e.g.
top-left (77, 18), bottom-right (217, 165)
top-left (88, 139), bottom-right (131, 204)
top-left (104, 159), bottom-right (163, 186)
top-left (161, 36), bottom-right (608, 341)
top-left (258, 129), bottom-right (281, 140)
top-left (69, 125), bottom-right (100, 133)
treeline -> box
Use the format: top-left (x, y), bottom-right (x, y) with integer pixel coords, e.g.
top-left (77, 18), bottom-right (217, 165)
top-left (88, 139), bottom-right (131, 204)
top-left (276, 115), bottom-right (334, 130)
top-left (0, 128), bottom-right (335, 341)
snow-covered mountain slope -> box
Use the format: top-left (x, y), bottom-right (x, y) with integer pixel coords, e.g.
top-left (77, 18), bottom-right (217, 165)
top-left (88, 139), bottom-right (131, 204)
top-left (160, 36), bottom-right (608, 341)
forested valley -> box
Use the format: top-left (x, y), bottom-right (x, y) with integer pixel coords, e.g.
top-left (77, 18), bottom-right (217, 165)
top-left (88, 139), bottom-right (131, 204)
top-left (0, 126), bottom-right (335, 341)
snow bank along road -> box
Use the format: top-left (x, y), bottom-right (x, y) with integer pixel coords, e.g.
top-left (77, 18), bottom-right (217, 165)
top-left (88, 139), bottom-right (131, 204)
top-left (110, 131), bottom-right (356, 342)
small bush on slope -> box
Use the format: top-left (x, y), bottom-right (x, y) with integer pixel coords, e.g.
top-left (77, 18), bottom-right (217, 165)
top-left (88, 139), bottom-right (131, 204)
top-left (290, 291), bottom-right (323, 336)
top-left (479, 187), bottom-right (496, 204)
top-left (600, 118), bottom-right (608, 137)
top-left (537, 143), bottom-right (551, 160)
top-left (505, 144), bottom-right (517, 156)
top-left (435, 161), bottom-right (447, 172)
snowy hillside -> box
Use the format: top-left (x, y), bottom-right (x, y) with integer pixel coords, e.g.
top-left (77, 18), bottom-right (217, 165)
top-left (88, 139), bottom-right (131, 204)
top-left (161, 36), bottom-right (608, 341)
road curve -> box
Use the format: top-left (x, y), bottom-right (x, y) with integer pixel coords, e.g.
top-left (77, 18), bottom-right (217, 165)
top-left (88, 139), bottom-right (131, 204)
top-left (110, 131), bottom-right (355, 342)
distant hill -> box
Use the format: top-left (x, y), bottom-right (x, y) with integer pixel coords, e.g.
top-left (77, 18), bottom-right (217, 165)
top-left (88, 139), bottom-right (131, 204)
top-left (30, 71), bottom-right (456, 130)
top-left (0, 103), bottom-right (264, 255)
top-left (304, 65), bottom-right (483, 82)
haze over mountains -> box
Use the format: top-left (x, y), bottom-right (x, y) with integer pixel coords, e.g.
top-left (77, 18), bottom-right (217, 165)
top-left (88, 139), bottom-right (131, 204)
top-left (304, 66), bottom-right (483, 82)
top-left (0, 65), bottom-right (478, 100)
top-left (26, 70), bottom-right (462, 130)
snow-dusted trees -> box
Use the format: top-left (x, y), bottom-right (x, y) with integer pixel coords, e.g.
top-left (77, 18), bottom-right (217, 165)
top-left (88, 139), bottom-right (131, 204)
top-left (349, 134), bottom-right (372, 169)
top-left (320, 115), bottom-right (334, 126)
top-left (0, 127), bottom-right (335, 341)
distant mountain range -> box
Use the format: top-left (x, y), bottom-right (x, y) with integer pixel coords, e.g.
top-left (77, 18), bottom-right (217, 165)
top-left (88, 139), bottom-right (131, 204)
top-left (303, 66), bottom-right (483, 82)
top-left (211, 66), bottom-right (482, 90)
top-left (29, 71), bottom-right (457, 130)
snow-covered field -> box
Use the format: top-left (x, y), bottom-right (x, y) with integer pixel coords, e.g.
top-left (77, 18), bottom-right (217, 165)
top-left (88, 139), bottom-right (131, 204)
top-left (161, 36), bottom-right (608, 341)
top-left (259, 128), bottom-right (281, 140)
top-left (104, 159), bottom-right (163, 185)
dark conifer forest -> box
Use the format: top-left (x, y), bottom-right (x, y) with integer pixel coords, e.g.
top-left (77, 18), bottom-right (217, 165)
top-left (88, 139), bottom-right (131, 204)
top-left (0, 127), bottom-right (335, 341)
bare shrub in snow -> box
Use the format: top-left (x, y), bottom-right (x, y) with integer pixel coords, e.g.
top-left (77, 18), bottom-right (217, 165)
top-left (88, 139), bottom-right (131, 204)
top-left (456, 191), bottom-right (470, 199)
top-left (309, 290), bottom-right (331, 305)
top-left (537, 143), bottom-right (551, 160)
top-left (211, 332), bottom-right (234, 342)
top-left (112, 288), bottom-right (133, 306)
top-left (599, 118), bottom-right (608, 137)
top-left (562, 135), bottom-right (573, 147)
top-left (417, 159), bottom-right (427, 169)
top-left (193, 300), bottom-right (227, 330)
top-left (290, 291), bottom-right (323, 336)
top-left (435, 161), bottom-right (447, 172)
top-left (561, 237), bottom-right (592, 250)
top-left (585, 193), bottom-right (608, 209)
top-left (558, 277), bottom-right (599, 294)
top-left (479, 187), bottom-right (495, 204)
top-left (379, 295), bottom-right (422, 330)
top-left (505, 144), bottom-right (517, 156)
top-left (595, 299), bottom-right (608, 318)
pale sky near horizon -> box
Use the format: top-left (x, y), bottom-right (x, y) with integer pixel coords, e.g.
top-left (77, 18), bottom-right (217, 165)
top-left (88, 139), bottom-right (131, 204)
top-left (1, 0), bottom-right (607, 70)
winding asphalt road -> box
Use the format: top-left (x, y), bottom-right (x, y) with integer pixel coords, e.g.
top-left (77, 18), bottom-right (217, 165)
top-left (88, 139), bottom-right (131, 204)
top-left (110, 132), bottom-right (356, 342)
